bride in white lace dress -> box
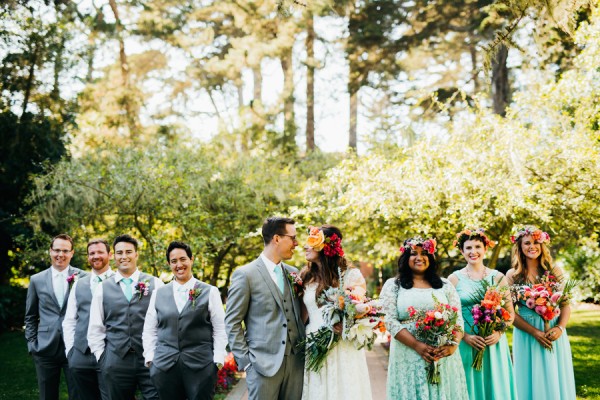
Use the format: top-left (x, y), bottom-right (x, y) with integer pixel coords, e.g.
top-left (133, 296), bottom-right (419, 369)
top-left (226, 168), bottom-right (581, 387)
top-left (300, 225), bottom-right (372, 400)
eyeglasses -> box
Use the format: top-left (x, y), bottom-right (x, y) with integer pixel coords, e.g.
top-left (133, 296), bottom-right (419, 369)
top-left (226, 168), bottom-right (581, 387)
top-left (279, 234), bottom-right (298, 242)
top-left (51, 249), bottom-right (73, 254)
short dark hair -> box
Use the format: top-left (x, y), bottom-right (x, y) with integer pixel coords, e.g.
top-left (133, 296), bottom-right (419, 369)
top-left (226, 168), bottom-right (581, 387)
top-left (166, 241), bottom-right (193, 262)
top-left (113, 234), bottom-right (138, 251)
top-left (87, 238), bottom-right (110, 253)
top-left (50, 234), bottom-right (73, 250)
top-left (262, 216), bottom-right (295, 245)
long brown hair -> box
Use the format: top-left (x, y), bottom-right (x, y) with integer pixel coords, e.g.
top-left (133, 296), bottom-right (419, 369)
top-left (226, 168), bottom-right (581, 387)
top-left (511, 236), bottom-right (554, 283)
top-left (299, 225), bottom-right (348, 299)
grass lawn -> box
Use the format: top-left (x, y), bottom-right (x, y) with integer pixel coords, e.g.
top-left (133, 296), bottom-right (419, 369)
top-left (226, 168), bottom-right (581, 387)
top-left (1, 309), bottom-right (598, 399)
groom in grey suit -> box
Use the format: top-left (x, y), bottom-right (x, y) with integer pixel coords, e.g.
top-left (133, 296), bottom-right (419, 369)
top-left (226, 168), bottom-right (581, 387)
top-left (25, 233), bottom-right (85, 400)
top-left (225, 217), bottom-right (305, 400)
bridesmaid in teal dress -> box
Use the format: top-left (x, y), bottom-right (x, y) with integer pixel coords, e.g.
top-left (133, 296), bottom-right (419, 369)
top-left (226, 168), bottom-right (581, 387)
top-left (380, 237), bottom-right (468, 400)
top-left (448, 228), bottom-right (518, 400)
top-left (506, 226), bottom-right (576, 400)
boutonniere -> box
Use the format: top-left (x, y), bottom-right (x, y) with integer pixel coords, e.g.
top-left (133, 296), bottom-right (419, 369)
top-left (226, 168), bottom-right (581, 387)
top-left (188, 283), bottom-right (202, 309)
top-left (66, 272), bottom-right (79, 289)
top-left (134, 279), bottom-right (151, 300)
top-left (287, 271), bottom-right (303, 297)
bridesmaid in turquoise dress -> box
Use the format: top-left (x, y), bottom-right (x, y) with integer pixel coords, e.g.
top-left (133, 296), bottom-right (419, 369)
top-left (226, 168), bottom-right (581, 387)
top-left (448, 228), bottom-right (518, 400)
top-left (506, 226), bottom-right (576, 400)
top-left (380, 237), bottom-right (468, 400)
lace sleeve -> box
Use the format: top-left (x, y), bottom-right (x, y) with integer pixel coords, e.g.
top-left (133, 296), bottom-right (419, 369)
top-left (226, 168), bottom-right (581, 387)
top-left (380, 278), bottom-right (411, 337)
top-left (443, 279), bottom-right (464, 329)
top-left (343, 267), bottom-right (367, 291)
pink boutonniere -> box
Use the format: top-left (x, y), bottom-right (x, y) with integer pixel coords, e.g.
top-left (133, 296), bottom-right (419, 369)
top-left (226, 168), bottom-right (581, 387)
top-left (134, 279), bottom-right (151, 300)
top-left (188, 283), bottom-right (202, 309)
top-left (287, 271), bottom-right (303, 297)
top-left (66, 272), bottom-right (79, 290)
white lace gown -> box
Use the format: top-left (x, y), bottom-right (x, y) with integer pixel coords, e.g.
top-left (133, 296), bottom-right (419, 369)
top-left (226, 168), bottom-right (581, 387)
top-left (301, 268), bottom-right (373, 400)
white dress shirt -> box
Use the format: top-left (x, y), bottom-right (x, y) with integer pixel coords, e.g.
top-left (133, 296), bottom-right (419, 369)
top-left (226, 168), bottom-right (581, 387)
top-left (51, 266), bottom-right (70, 307)
top-left (142, 277), bottom-right (227, 366)
top-left (260, 253), bottom-right (284, 285)
top-left (62, 269), bottom-right (114, 356)
top-left (87, 269), bottom-right (164, 360)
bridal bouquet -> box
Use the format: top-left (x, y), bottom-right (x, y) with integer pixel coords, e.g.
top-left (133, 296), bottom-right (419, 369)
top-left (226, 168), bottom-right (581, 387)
top-left (511, 269), bottom-right (576, 350)
top-left (470, 283), bottom-right (511, 370)
top-left (301, 268), bottom-right (385, 372)
top-left (408, 295), bottom-right (462, 384)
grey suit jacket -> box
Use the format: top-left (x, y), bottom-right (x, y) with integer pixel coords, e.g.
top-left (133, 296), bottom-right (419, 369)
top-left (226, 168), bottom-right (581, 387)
top-left (225, 257), bottom-right (305, 377)
top-left (25, 266), bottom-right (86, 357)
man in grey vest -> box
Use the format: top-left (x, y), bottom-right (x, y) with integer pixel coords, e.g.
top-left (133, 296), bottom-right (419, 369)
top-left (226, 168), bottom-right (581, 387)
top-left (25, 233), bottom-right (85, 400)
top-left (142, 241), bottom-right (227, 400)
top-left (225, 217), bottom-right (305, 400)
top-left (63, 238), bottom-right (115, 399)
top-left (88, 234), bottom-right (164, 400)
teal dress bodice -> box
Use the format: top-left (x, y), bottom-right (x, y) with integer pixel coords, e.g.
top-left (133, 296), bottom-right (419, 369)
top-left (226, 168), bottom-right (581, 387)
top-left (453, 270), bottom-right (518, 400)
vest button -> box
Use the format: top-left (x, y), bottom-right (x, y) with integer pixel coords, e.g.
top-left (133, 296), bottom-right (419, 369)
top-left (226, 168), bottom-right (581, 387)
top-left (285, 309), bottom-right (289, 312)
top-left (283, 324), bottom-right (287, 328)
top-left (282, 341), bottom-right (285, 345)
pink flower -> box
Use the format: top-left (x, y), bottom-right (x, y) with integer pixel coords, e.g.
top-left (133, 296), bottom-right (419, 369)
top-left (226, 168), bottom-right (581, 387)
top-left (526, 298), bottom-right (536, 309)
top-left (550, 292), bottom-right (561, 303)
top-left (535, 305), bottom-right (547, 315)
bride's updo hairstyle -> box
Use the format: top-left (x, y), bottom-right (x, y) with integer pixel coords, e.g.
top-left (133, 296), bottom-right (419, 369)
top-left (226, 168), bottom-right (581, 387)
top-left (395, 237), bottom-right (443, 290)
top-left (300, 224), bottom-right (348, 299)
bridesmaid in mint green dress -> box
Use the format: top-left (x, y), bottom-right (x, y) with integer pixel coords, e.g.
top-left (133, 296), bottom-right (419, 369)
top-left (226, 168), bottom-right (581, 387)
top-left (448, 228), bottom-right (518, 400)
top-left (506, 227), bottom-right (576, 400)
top-left (380, 237), bottom-right (468, 400)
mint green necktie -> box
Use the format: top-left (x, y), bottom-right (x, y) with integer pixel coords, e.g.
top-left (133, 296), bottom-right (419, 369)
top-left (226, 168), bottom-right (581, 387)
top-left (122, 278), bottom-right (134, 301)
top-left (274, 265), bottom-right (284, 294)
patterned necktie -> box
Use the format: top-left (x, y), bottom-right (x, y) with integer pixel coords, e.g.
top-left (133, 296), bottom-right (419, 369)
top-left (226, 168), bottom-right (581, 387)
top-left (274, 265), bottom-right (284, 294)
top-left (122, 278), bottom-right (134, 302)
top-left (55, 273), bottom-right (65, 306)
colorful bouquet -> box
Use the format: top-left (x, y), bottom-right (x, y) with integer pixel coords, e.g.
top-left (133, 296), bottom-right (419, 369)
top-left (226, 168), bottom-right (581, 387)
top-left (469, 283), bottom-right (511, 370)
top-left (301, 268), bottom-right (385, 372)
top-left (216, 352), bottom-right (239, 394)
top-left (408, 295), bottom-right (462, 384)
top-left (511, 269), bottom-right (576, 350)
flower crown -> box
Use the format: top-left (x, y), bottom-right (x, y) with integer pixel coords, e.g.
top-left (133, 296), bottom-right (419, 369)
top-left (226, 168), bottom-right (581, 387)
top-left (399, 237), bottom-right (437, 255)
top-left (453, 227), bottom-right (496, 249)
top-left (306, 226), bottom-right (345, 257)
top-left (510, 226), bottom-right (550, 244)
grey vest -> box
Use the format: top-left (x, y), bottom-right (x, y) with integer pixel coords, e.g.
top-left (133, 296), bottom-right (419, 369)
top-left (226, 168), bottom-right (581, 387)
top-left (74, 275), bottom-right (93, 353)
top-left (102, 273), bottom-right (155, 358)
top-left (281, 272), bottom-right (299, 355)
top-left (153, 281), bottom-right (214, 371)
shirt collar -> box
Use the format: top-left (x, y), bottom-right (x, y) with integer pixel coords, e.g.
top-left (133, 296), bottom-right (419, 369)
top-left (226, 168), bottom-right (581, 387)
top-left (51, 266), bottom-right (70, 278)
top-left (260, 253), bottom-right (280, 271)
top-left (114, 269), bottom-right (140, 283)
top-left (173, 277), bottom-right (197, 291)
top-left (92, 269), bottom-right (114, 280)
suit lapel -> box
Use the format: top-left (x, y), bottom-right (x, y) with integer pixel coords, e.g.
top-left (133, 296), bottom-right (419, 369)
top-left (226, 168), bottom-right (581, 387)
top-left (255, 258), bottom-right (284, 310)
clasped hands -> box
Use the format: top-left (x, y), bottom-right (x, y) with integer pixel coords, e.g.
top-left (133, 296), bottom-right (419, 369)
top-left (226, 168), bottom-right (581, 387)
top-left (533, 326), bottom-right (563, 350)
top-left (415, 342), bottom-right (457, 363)
top-left (464, 331), bottom-right (501, 351)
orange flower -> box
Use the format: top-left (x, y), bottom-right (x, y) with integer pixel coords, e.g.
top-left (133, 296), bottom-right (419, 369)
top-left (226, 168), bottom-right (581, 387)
top-left (535, 297), bottom-right (547, 306)
top-left (338, 295), bottom-right (345, 310)
top-left (532, 230), bottom-right (542, 242)
top-left (306, 227), bottom-right (325, 251)
top-left (501, 308), bottom-right (511, 321)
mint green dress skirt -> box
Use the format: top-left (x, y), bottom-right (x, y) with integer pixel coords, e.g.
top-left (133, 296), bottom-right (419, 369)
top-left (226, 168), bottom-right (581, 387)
top-left (513, 304), bottom-right (576, 400)
top-left (454, 270), bottom-right (518, 400)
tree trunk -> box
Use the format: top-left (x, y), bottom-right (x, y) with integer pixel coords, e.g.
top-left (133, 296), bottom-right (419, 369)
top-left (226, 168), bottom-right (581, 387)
top-left (21, 42), bottom-right (38, 121)
top-left (107, 0), bottom-right (138, 138)
top-left (348, 83), bottom-right (358, 150)
top-left (491, 44), bottom-right (509, 116)
top-left (305, 13), bottom-right (315, 152)
top-left (470, 43), bottom-right (479, 93)
top-left (210, 243), bottom-right (234, 286)
top-left (280, 47), bottom-right (297, 153)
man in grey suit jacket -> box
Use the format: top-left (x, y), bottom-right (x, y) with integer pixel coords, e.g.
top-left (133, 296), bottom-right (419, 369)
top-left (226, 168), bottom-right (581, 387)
top-left (25, 233), bottom-right (86, 400)
top-left (225, 217), bottom-right (305, 400)
top-left (62, 238), bottom-right (114, 400)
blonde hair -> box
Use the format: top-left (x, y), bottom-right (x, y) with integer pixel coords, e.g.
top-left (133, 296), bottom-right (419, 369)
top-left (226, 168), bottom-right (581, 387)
top-left (511, 237), bottom-right (553, 282)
